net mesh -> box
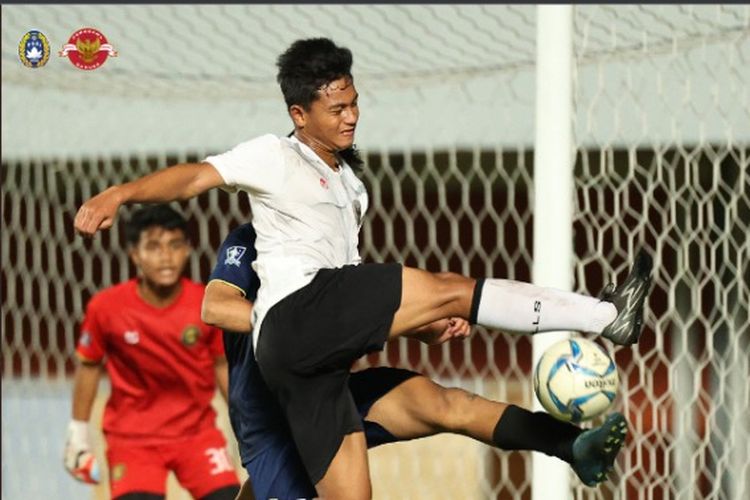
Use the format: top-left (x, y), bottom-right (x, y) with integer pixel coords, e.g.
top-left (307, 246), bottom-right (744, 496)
top-left (571, 5), bottom-right (750, 500)
top-left (2, 4), bottom-right (749, 500)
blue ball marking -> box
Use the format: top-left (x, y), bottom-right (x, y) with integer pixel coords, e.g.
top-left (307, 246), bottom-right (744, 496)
top-left (542, 339), bottom-right (617, 421)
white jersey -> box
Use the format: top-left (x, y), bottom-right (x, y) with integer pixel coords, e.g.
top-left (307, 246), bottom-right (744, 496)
top-left (205, 134), bottom-right (368, 350)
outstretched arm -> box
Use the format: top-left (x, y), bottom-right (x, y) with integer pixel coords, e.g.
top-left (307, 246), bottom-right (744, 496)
top-left (74, 162), bottom-right (224, 237)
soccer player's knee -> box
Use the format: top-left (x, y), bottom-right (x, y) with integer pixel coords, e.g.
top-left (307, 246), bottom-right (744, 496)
top-left (435, 387), bottom-right (475, 431)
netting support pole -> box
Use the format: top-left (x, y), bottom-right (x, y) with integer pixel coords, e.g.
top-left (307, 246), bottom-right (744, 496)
top-left (532, 5), bottom-right (574, 499)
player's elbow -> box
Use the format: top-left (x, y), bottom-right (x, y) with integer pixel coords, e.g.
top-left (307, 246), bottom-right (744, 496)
top-left (201, 294), bottom-right (221, 326)
top-left (184, 162), bottom-right (224, 199)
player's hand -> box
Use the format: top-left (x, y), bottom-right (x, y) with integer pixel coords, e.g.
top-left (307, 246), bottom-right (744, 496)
top-left (418, 317), bottom-right (472, 345)
top-left (433, 317), bottom-right (471, 344)
top-left (74, 186), bottom-right (123, 237)
top-left (63, 420), bottom-right (100, 484)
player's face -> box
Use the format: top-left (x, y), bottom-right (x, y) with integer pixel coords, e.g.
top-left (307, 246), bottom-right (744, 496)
top-left (296, 76), bottom-right (359, 151)
top-left (129, 227), bottom-right (190, 289)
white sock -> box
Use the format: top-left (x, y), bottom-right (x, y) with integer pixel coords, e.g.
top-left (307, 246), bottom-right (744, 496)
top-left (471, 279), bottom-right (617, 334)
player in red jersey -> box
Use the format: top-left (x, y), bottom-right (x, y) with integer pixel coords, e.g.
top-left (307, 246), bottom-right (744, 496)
top-left (64, 205), bottom-right (241, 500)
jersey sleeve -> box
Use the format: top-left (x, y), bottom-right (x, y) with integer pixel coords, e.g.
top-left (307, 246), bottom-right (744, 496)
top-left (209, 224), bottom-right (262, 302)
top-left (76, 298), bottom-right (107, 364)
top-left (204, 134), bottom-right (286, 195)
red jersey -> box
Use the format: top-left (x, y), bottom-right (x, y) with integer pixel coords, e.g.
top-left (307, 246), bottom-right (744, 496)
top-left (76, 278), bottom-right (224, 443)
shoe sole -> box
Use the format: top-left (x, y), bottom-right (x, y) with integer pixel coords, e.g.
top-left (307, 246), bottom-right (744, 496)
top-left (573, 413), bottom-right (628, 486)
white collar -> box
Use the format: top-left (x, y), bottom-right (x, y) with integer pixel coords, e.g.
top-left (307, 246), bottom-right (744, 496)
top-left (286, 135), bottom-right (346, 175)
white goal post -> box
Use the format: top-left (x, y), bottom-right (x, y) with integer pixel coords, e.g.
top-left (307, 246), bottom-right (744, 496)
top-left (532, 6), bottom-right (574, 500)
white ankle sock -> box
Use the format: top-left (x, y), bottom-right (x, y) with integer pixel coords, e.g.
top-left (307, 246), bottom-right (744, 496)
top-left (472, 279), bottom-right (617, 334)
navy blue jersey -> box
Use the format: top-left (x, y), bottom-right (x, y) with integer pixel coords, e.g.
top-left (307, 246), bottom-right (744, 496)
top-left (209, 224), bottom-right (286, 465)
top-left (210, 223), bottom-right (418, 499)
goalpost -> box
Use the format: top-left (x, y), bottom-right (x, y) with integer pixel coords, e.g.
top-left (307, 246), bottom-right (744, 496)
top-left (532, 6), bottom-right (574, 500)
top-left (2, 4), bottom-right (749, 500)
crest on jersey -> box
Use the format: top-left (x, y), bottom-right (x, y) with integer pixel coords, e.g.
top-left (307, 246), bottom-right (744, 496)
top-left (182, 325), bottom-right (201, 346)
top-left (59, 27), bottom-right (117, 70)
top-left (123, 330), bottom-right (139, 345)
top-left (111, 463), bottom-right (126, 481)
top-left (224, 246), bottom-right (246, 267)
top-left (18, 30), bottom-right (50, 68)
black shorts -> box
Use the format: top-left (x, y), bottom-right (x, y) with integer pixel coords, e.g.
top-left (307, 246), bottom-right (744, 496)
top-left (255, 262), bottom-right (403, 484)
top-left (245, 367), bottom-right (420, 500)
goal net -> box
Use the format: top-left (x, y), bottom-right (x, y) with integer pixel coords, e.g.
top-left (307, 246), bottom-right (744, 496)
top-left (571, 6), bottom-right (750, 500)
top-left (2, 4), bottom-right (748, 500)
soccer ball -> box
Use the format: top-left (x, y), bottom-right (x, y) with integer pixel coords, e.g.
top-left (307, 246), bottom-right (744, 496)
top-left (534, 337), bottom-right (619, 423)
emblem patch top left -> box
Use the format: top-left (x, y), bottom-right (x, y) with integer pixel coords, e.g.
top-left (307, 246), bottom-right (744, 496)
top-left (59, 27), bottom-right (117, 70)
top-left (18, 30), bottom-right (51, 68)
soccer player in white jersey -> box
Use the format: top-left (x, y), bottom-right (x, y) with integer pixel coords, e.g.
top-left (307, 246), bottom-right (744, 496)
top-left (75, 38), bottom-right (652, 499)
top-left (206, 222), bottom-right (632, 500)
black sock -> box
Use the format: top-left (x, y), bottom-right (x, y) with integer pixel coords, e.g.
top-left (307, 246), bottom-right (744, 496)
top-left (492, 404), bottom-right (583, 463)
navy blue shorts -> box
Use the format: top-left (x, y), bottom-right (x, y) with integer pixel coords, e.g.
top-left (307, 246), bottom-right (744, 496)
top-left (246, 366), bottom-right (418, 500)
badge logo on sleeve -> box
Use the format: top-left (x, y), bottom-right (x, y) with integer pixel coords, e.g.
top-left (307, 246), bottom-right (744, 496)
top-left (224, 246), bottom-right (246, 267)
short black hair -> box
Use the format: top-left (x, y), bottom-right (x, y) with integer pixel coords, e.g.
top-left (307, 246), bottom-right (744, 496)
top-left (124, 204), bottom-right (188, 245)
top-left (276, 38), bottom-right (353, 110)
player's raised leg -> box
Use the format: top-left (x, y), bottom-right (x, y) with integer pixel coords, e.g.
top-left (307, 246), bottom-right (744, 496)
top-left (364, 375), bottom-right (627, 487)
top-left (389, 249), bottom-right (653, 346)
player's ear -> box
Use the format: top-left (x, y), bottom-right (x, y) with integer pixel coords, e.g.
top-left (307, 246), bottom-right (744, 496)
top-left (127, 245), bottom-right (140, 267)
top-left (289, 104), bottom-right (306, 128)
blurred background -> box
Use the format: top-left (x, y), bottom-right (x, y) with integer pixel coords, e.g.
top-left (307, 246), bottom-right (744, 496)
top-left (2, 4), bottom-right (749, 499)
